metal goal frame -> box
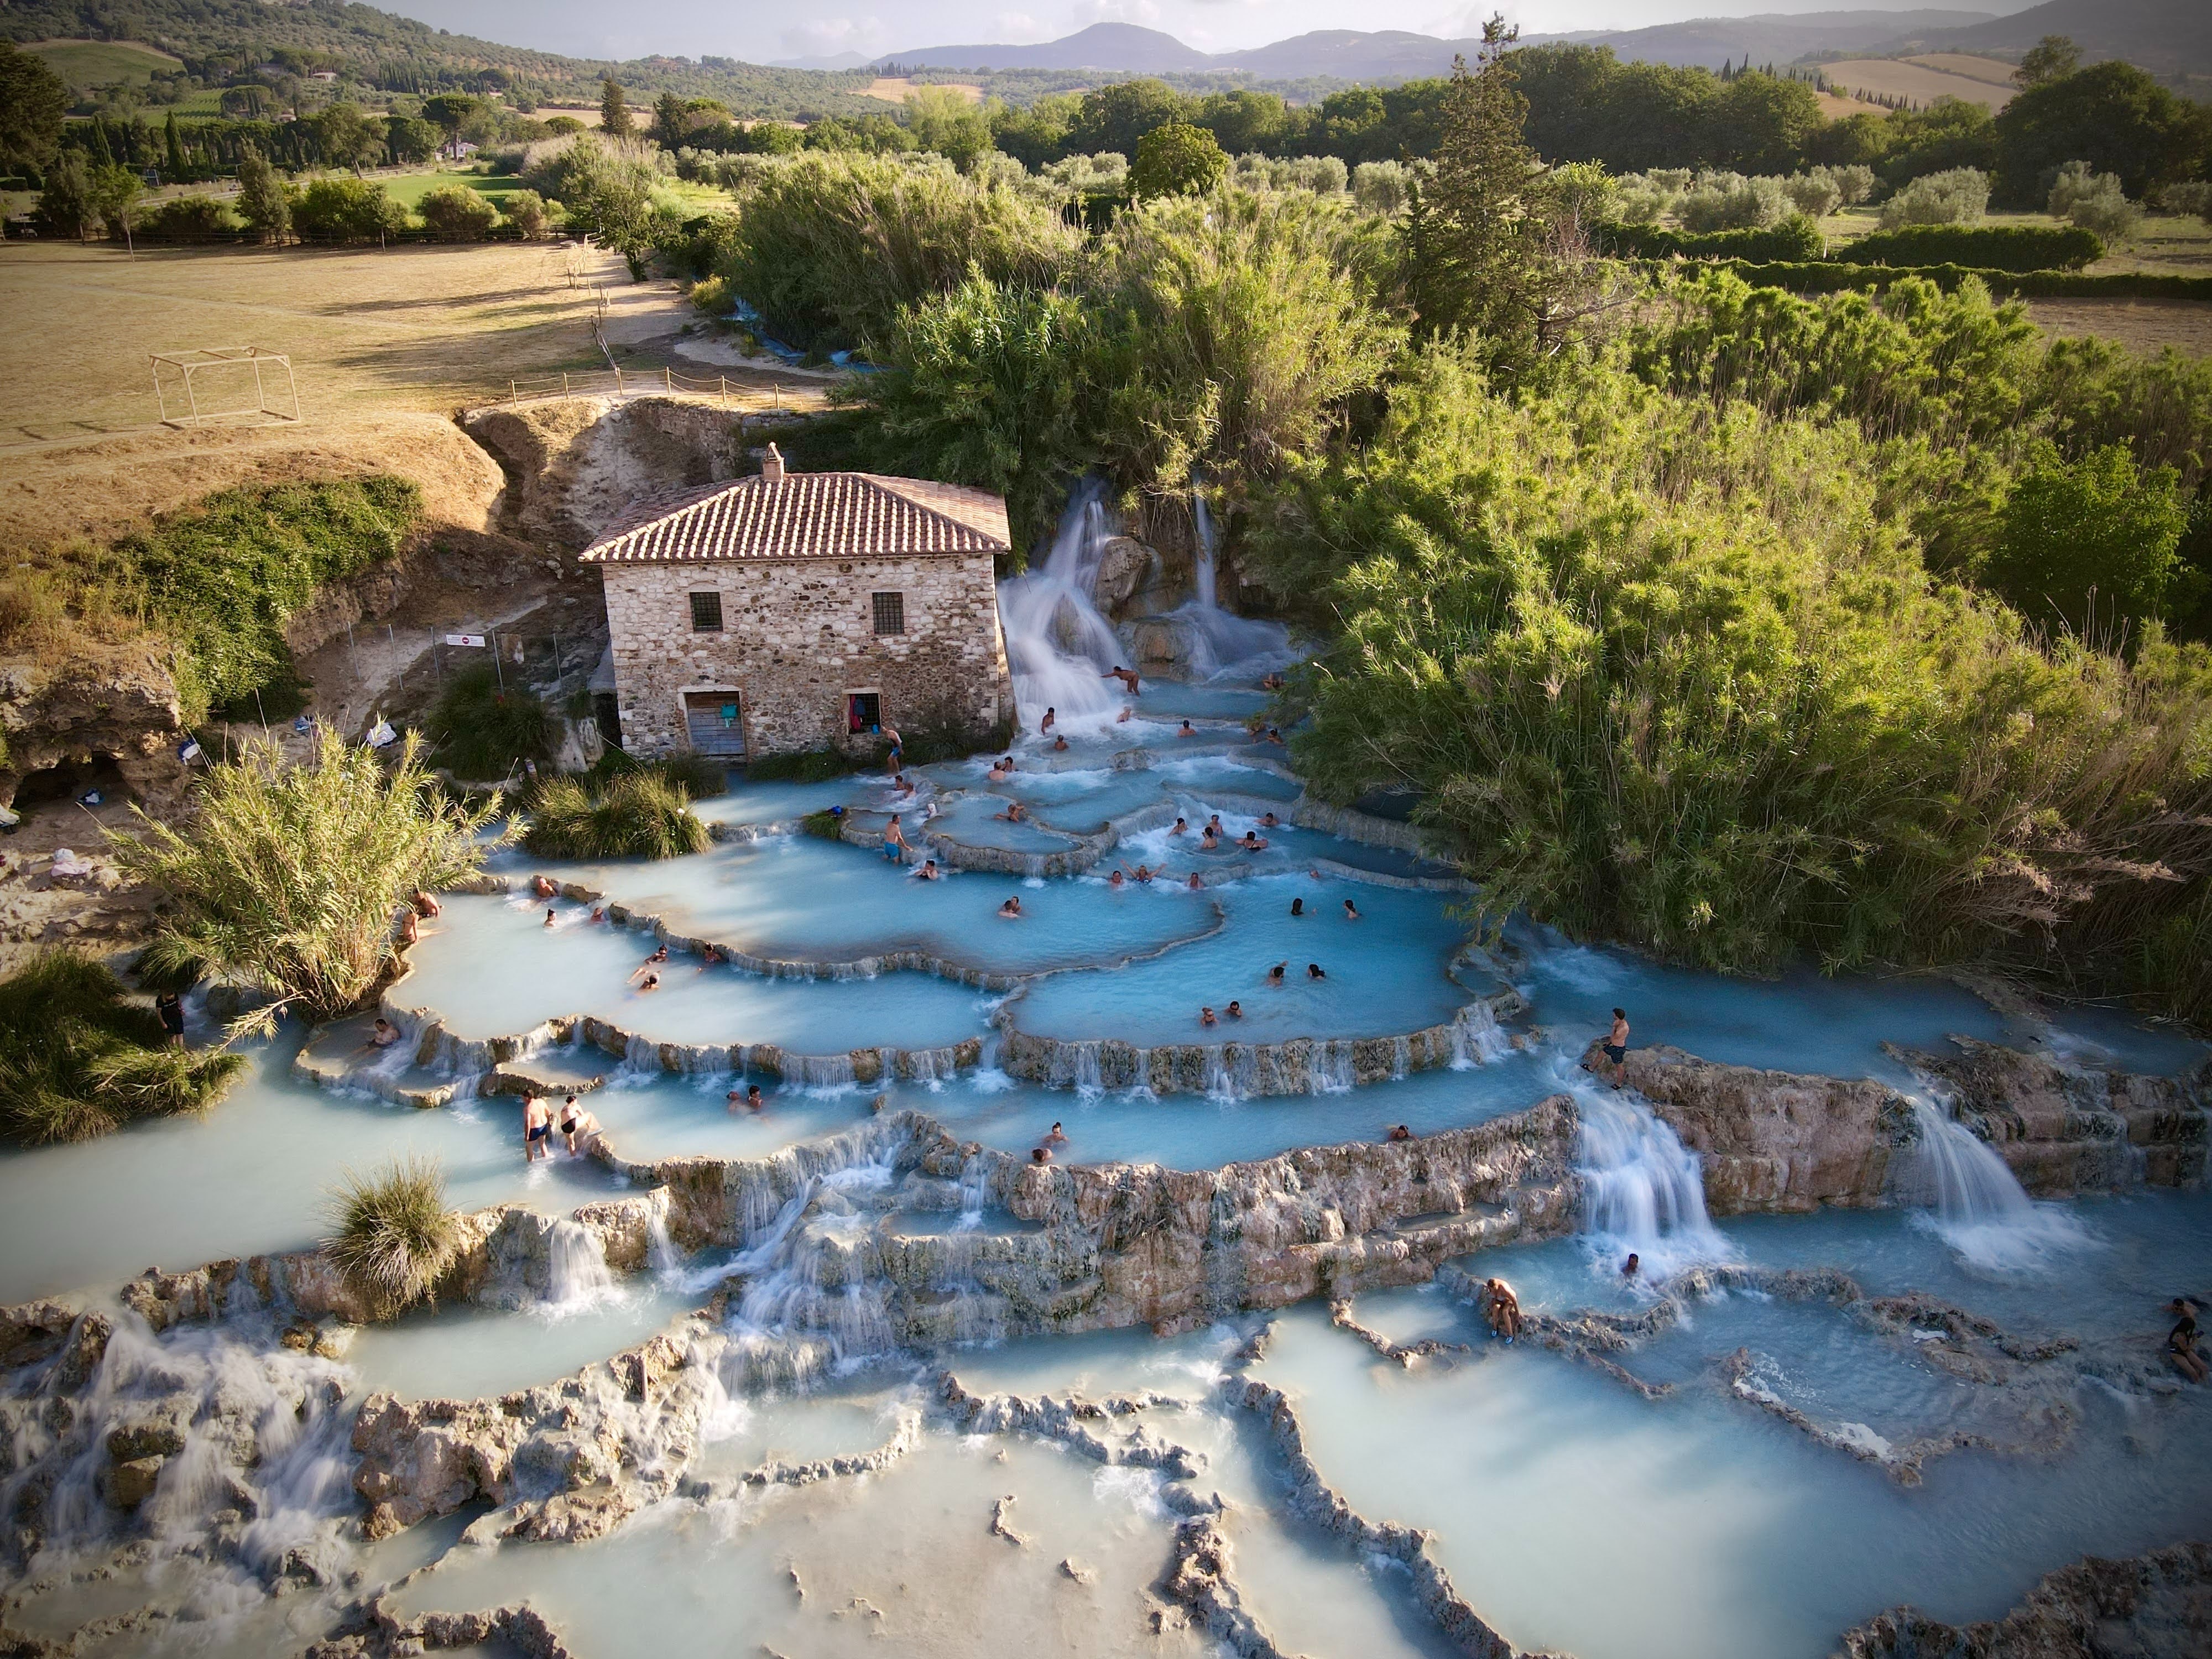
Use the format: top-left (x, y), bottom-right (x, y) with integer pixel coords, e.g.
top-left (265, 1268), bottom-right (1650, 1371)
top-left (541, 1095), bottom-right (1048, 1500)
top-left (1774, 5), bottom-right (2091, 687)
top-left (150, 347), bottom-right (302, 428)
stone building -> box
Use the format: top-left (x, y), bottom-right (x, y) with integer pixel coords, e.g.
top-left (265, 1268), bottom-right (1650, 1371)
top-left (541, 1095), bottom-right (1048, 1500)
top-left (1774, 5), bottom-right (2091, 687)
top-left (581, 447), bottom-right (1014, 760)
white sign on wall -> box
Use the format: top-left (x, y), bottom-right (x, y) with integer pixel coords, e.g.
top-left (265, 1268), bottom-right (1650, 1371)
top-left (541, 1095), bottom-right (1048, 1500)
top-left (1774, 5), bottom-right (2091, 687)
top-left (444, 633), bottom-right (488, 648)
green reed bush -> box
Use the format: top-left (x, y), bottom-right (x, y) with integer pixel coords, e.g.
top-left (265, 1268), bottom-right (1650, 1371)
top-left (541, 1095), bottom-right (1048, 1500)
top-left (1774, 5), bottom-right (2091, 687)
top-left (423, 665), bottom-right (552, 782)
top-left (521, 771), bottom-right (710, 859)
top-left (324, 1156), bottom-right (461, 1317)
top-left (109, 728), bottom-right (510, 1032)
top-left (0, 953), bottom-right (243, 1147)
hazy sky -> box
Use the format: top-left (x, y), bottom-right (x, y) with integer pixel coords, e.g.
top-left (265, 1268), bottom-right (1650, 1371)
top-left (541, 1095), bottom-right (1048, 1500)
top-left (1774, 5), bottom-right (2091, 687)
top-left (387, 0), bottom-right (2036, 66)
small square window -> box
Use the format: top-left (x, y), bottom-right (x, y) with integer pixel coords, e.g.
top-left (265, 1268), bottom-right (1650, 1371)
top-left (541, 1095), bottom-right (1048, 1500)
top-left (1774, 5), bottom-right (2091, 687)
top-left (847, 691), bottom-right (883, 734)
top-left (872, 591), bottom-right (905, 635)
top-left (689, 591), bottom-right (723, 633)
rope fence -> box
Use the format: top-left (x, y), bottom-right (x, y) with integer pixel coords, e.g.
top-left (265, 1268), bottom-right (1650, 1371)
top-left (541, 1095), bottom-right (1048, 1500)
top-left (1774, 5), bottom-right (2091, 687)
top-left (504, 364), bottom-right (795, 409)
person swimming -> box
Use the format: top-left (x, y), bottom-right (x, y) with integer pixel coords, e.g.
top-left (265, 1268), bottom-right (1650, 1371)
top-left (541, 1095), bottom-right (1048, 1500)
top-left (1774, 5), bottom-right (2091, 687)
top-left (998, 896), bottom-right (1024, 918)
top-left (1176, 719), bottom-right (1197, 738)
top-left (1259, 812), bottom-right (1279, 828)
top-left (637, 972), bottom-right (661, 993)
top-left (701, 944), bottom-right (725, 969)
top-left (629, 947), bottom-right (667, 983)
top-left (1207, 815), bottom-right (1223, 836)
top-left (994, 800), bottom-right (1029, 822)
top-left (2170, 1298), bottom-right (2208, 1383)
top-left (1170, 816), bottom-right (1189, 837)
top-left (1342, 898), bottom-right (1361, 920)
top-left (912, 858), bottom-right (942, 880)
top-left (1031, 1145), bottom-right (1052, 1163)
top-left (988, 758), bottom-right (1012, 782)
top-left (1118, 706), bottom-right (1134, 723)
top-left (544, 906), bottom-right (557, 928)
top-left (1387, 1124), bottom-right (1412, 1142)
top-left (1199, 1006), bottom-right (1218, 1026)
top-left (1260, 671), bottom-right (1285, 691)
top-left (589, 905), bottom-right (606, 924)
top-left (893, 773), bottom-right (915, 797)
top-left (1623, 1253), bottom-right (1641, 1280)
top-left (1045, 1121), bottom-right (1068, 1145)
top-left (1108, 869), bottom-right (1125, 889)
top-left (1307, 962), bottom-right (1326, 979)
top-left (1133, 864), bottom-right (1154, 883)
top-left (1052, 734), bottom-right (1070, 751)
top-left (1186, 872), bottom-right (1203, 890)
top-left (1267, 962), bottom-right (1286, 985)
top-left (1225, 1000), bottom-right (1243, 1019)
top-left (1239, 830), bottom-right (1267, 851)
top-left (1290, 898), bottom-right (1305, 917)
top-left (1199, 824), bottom-right (1220, 851)
top-left (523, 1095), bottom-right (552, 1163)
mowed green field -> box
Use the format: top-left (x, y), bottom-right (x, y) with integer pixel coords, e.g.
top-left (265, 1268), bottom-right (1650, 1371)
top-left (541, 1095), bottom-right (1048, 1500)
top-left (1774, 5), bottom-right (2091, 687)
top-left (25, 38), bottom-right (182, 89)
top-left (379, 170), bottom-right (531, 209)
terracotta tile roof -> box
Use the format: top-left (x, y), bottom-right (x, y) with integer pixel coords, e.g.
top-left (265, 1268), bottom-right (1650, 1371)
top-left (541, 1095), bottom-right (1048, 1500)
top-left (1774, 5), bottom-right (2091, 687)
top-left (580, 471), bottom-right (1010, 565)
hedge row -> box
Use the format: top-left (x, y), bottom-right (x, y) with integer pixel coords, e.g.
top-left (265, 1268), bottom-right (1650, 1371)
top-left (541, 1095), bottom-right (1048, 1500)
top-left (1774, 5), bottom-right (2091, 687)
top-left (1687, 260), bottom-right (2212, 300)
top-left (1833, 223), bottom-right (2106, 272)
top-left (1597, 216), bottom-right (1825, 263)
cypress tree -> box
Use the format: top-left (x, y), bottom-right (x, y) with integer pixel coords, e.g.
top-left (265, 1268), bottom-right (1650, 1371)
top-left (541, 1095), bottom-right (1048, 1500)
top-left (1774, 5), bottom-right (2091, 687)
top-left (599, 77), bottom-right (633, 138)
top-left (164, 111), bottom-right (187, 181)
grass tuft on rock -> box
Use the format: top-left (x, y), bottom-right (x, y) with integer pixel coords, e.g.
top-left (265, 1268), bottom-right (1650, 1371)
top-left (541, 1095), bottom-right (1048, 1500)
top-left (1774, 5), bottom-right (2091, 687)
top-left (522, 772), bottom-right (711, 859)
top-left (0, 953), bottom-right (244, 1147)
top-left (324, 1156), bottom-right (462, 1318)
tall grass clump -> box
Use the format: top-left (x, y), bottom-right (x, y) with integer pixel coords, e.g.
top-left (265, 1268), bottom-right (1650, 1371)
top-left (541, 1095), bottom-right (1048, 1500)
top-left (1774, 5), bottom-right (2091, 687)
top-left (108, 728), bottom-right (512, 1032)
top-left (324, 1156), bottom-right (461, 1317)
top-left (423, 664), bottom-right (553, 781)
top-left (522, 771), bottom-right (710, 859)
top-left (0, 953), bottom-right (244, 1147)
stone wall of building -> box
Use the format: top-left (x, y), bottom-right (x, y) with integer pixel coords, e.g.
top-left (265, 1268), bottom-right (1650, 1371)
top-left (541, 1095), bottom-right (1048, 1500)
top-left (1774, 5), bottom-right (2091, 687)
top-left (602, 551), bottom-right (1012, 757)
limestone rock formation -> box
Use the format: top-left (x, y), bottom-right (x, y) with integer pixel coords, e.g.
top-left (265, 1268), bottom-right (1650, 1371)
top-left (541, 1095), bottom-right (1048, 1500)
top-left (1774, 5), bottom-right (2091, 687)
top-left (1588, 1042), bottom-right (1918, 1212)
top-left (1835, 1540), bottom-right (2212, 1657)
top-left (1901, 1037), bottom-right (2210, 1194)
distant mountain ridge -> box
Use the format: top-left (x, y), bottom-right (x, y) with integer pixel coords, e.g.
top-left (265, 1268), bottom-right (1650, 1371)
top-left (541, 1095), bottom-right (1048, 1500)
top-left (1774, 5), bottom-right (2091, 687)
top-left (787, 12), bottom-right (2017, 80)
top-left (1865, 0), bottom-right (2212, 76)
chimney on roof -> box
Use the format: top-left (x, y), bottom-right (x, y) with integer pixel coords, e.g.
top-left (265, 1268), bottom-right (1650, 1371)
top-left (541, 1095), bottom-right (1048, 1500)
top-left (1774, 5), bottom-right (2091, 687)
top-left (760, 443), bottom-right (785, 482)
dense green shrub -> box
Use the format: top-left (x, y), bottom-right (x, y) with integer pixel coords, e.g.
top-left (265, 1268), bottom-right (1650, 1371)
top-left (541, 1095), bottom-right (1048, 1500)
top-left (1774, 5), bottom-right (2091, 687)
top-left (522, 772), bottom-right (711, 859)
top-left (291, 177), bottom-right (410, 242)
top-left (422, 665), bottom-right (552, 781)
top-left (715, 151), bottom-right (1081, 352)
top-left (324, 1156), bottom-right (461, 1317)
top-left (1879, 167), bottom-right (1989, 228)
top-left (1598, 215), bottom-right (1823, 262)
top-left (137, 195), bottom-right (239, 241)
top-left (653, 752), bottom-right (731, 798)
top-left (0, 953), bottom-right (244, 1147)
top-left (1244, 346), bottom-right (2212, 1015)
top-left (416, 182), bottom-right (498, 241)
top-left (1682, 261), bottom-right (2212, 302)
top-left (748, 749), bottom-right (855, 783)
top-left (1131, 122), bottom-right (1228, 199)
top-left (1986, 444), bottom-right (2197, 632)
top-left (1839, 223), bottom-right (2104, 272)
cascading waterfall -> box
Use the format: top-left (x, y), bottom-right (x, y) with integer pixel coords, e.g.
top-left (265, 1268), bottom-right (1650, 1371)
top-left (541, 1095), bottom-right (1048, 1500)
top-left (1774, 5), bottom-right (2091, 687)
top-left (545, 1220), bottom-right (619, 1314)
top-left (1901, 1092), bottom-right (2094, 1272)
top-left (1574, 1074), bottom-right (1731, 1276)
top-left (995, 481), bottom-right (1127, 729)
top-left (1170, 488), bottom-right (1296, 683)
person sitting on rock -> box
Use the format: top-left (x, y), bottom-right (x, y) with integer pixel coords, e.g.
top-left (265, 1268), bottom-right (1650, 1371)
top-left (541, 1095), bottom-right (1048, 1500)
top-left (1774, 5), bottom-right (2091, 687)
top-left (361, 1017), bottom-right (401, 1051)
top-left (533, 875), bottom-right (558, 899)
top-left (700, 944), bottom-right (726, 969)
top-left (2170, 1298), bottom-right (2208, 1383)
top-left (1483, 1277), bottom-right (1521, 1343)
top-left (412, 890), bottom-right (441, 918)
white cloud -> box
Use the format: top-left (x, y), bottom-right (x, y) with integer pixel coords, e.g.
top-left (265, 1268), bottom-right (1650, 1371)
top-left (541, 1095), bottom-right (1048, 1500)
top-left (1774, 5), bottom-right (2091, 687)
top-left (781, 14), bottom-right (886, 54)
top-left (992, 11), bottom-right (1051, 40)
top-left (1068, 0), bottom-right (1165, 27)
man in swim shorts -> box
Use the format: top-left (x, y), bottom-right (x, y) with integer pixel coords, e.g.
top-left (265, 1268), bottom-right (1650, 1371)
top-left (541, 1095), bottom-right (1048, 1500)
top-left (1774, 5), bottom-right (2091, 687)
top-left (523, 1095), bottom-right (552, 1162)
top-left (1604, 1008), bottom-right (1630, 1089)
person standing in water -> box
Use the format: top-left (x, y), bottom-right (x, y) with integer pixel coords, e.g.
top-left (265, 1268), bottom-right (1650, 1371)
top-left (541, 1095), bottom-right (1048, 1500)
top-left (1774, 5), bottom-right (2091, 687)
top-left (883, 813), bottom-right (911, 862)
top-left (523, 1095), bottom-right (552, 1163)
top-left (1041, 707), bottom-right (1056, 734)
top-left (1604, 1008), bottom-right (1631, 1089)
top-left (155, 990), bottom-right (186, 1046)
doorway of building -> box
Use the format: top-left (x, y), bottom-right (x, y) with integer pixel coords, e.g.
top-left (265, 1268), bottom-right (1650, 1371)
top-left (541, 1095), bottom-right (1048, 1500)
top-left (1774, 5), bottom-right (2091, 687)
top-left (683, 691), bottom-right (746, 757)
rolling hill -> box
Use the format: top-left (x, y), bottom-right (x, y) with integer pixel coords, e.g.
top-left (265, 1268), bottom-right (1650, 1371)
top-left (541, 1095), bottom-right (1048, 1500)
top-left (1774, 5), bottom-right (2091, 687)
top-left (1867, 0), bottom-right (2212, 77)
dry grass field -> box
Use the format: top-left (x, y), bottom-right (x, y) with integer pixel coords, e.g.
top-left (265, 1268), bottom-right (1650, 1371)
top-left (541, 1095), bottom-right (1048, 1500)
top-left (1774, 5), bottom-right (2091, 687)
top-left (862, 77), bottom-right (984, 104)
top-left (1820, 56), bottom-right (2013, 109)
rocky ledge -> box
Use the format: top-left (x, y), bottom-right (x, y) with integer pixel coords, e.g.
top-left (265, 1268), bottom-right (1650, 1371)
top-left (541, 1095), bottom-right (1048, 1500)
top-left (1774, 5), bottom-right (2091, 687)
top-left (1587, 1041), bottom-right (2208, 1214)
top-left (1837, 1540), bottom-right (2212, 1658)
